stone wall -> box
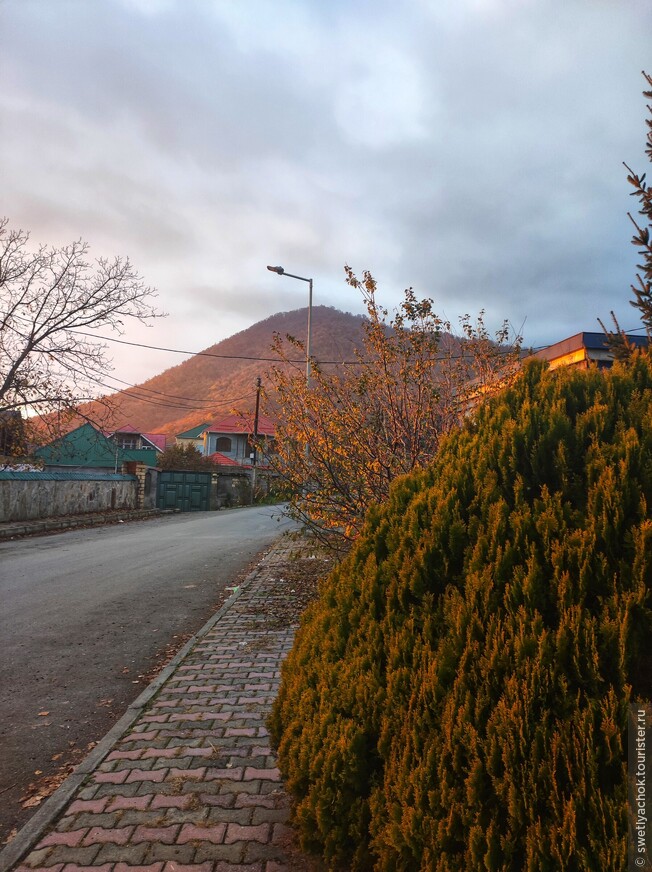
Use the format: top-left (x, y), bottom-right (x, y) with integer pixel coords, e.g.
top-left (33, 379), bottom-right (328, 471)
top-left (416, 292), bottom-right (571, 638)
top-left (0, 472), bottom-right (137, 522)
top-left (122, 462), bottom-right (160, 509)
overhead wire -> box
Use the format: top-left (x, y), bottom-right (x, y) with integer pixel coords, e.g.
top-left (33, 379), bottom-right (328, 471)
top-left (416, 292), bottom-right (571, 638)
top-left (88, 373), bottom-right (256, 413)
top-left (70, 328), bottom-right (535, 364)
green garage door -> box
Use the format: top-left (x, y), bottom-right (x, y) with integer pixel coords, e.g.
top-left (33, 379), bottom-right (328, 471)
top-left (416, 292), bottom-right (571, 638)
top-left (157, 470), bottom-right (211, 512)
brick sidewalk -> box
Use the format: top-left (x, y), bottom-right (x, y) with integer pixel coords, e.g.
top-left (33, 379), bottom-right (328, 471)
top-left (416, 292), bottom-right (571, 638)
top-left (2, 536), bottom-right (325, 872)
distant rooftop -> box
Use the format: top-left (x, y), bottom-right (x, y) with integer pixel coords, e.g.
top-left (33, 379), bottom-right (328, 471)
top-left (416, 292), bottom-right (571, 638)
top-left (531, 331), bottom-right (649, 371)
top-left (176, 423), bottom-right (211, 439)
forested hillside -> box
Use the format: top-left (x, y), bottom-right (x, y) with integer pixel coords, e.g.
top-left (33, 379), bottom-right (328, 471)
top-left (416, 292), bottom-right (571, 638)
top-left (81, 306), bottom-right (367, 436)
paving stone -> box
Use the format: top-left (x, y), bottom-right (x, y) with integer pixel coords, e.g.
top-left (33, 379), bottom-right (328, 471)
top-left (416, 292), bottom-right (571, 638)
top-left (176, 823), bottom-right (226, 845)
top-left (94, 841), bottom-right (149, 864)
top-left (118, 810), bottom-right (172, 827)
top-left (233, 795), bottom-right (283, 811)
top-left (82, 826), bottom-right (134, 846)
top-left (206, 808), bottom-right (253, 827)
top-left (114, 864), bottom-right (164, 872)
top-left (94, 771), bottom-right (128, 784)
top-left (214, 864), bottom-right (263, 872)
top-left (94, 782), bottom-right (141, 799)
top-left (67, 799), bottom-right (109, 815)
top-left (75, 785), bottom-right (100, 801)
top-left (243, 768), bottom-right (280, 783)
top-left (46, 845), bottom-right (101, 866)
top-left (15, 865), bottom-right (63, 872)
top-left (106, 794), bottom-right (153, 812)
top-left (18, 848), bottom-right (55, 868)
top-left (166, 767), bottom-right (206, 780)
top-left (160, 809), bottom-right (209, 825)
top-left (113, 758), bottom-right (156, 772)
top-left (136, 782), bottom-right (180, 797)
top-left (224, 825), bottom-right (270, 846)
top-left (162, 864), bottom-right (212, 872)
top-left (127, 768), bottom-right (167, 783)
top-left (145, 845), bottom-right (196, 865)
top-left (205, 767), bottom-right (244, 781)
top-left (62, 813), bottom-right (121, 830)
top-left (37, 831), bottom-right (87, 850)
top-left (133, 826), bottom-right (180, 845)
top-left (148, 795), bottom-right (193, 811)
top-left (59, 864), bottom-right (113, 872)
top-left (141, 748), bottom-right (180, 760)
top-left (106, 749), bottom-right (145, 762)
top-left (193, 844), bottom-right (244, 864)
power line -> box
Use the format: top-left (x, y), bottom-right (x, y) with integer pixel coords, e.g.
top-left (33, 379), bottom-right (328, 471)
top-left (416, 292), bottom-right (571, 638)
top-left (71, 329), bottom-right (527, 364)
top-left (72, 330), bottom-right (306, 364)
top-left (92, 374), bottom-right (256, 413)
top-left (104, 373), bottom-right (239, 405)
top-left (2, 310), bottom-right (543, 365)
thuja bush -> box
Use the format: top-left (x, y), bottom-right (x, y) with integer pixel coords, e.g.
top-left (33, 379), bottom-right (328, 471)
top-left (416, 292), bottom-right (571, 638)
top-left (269, 356), bottom-right (652, 871)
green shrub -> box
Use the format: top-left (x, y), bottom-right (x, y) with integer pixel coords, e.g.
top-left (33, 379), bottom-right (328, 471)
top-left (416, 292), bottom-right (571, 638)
top-left (269, 357), bottom-right (652, 871)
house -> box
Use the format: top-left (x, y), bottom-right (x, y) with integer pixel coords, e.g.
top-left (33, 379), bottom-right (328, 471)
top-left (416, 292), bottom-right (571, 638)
top-left (105, 424), bottom-right (167, 453)
top-left (530, 331), bottom-right (649, 371)
top-left (201, 414), bottom-right (276, 466)
top-left (175, 422), bottom-right (211, 453)
top-left (35, 423), bottom-right (164, 472)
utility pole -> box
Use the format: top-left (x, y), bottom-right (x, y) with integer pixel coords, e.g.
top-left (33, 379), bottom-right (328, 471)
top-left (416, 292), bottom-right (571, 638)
top-left (251, 376), bottom-right (261, 504)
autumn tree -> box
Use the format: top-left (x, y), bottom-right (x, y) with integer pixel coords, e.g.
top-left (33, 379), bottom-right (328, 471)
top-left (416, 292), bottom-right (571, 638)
top-left (265, 267), bottom-right (522, 545)
top-left (0, 218), bottom-right (164, 448)
top-left (156, 443), bottom-right (216, 472)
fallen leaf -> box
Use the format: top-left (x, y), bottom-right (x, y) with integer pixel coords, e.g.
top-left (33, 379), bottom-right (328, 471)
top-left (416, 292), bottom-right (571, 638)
top-left (21, 795), bottom-right (44, 809)
top-left (38, 711), bottom-right (49, 717)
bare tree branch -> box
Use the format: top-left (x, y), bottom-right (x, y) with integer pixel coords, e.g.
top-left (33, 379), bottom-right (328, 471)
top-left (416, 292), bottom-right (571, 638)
top-left (0, 218), bottom-right (165, 452)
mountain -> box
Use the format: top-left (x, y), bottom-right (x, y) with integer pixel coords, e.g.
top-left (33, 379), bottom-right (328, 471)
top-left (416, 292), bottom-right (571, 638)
top-left (88, 306), bottom-right (368, 438)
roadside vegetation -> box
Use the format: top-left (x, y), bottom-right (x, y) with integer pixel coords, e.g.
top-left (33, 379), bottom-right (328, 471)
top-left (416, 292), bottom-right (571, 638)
top-left (270, 355), bottom-right (652, 870)
top-left (265, 268), bottom-right (522, 547)
top-left (269, 74), bottom-right (652, 870)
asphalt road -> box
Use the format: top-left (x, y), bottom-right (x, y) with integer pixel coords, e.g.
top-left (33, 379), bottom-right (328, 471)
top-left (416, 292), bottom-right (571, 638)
top-left (0, 506), bottom-right (293, 845)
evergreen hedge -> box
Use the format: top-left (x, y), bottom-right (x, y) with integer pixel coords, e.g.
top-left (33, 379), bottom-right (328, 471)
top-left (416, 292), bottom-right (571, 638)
top-left (269, 357), bottom-right (652, 871)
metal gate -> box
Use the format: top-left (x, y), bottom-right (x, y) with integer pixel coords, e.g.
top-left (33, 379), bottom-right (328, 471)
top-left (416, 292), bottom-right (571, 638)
top-left (156, 470), bottom-right (211, 512)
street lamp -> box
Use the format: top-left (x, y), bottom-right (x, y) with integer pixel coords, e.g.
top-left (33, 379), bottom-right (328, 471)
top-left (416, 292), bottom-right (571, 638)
top-left (267, 265), bottom-right (313, 387)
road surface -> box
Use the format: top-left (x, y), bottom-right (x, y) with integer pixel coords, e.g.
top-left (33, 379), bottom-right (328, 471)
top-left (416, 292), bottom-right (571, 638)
top-left (0, 506), bottom-right (293, 845)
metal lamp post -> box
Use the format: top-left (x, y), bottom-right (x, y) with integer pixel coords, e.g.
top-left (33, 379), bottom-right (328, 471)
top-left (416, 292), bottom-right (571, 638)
top-left (266, 265), bottom-right (313, 387)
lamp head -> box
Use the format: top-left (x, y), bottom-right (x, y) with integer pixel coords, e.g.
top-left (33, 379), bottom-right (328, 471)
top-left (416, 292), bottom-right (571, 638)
top-left (266, 265), bottom-right (285, 275)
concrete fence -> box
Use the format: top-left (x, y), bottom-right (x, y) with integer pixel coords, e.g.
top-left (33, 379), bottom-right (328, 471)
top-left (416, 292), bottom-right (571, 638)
top-left (0, 471), bottom-right (138, 523)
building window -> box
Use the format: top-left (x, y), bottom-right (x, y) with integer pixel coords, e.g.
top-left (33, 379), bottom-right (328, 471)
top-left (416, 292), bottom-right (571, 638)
top-left (115, 435), bottom-right (139, 450)
top-left (216, 436), bottom-right (232, 452)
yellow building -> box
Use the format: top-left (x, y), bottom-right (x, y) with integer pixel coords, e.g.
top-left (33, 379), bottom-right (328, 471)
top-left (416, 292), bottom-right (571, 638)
top-left (530, 331), bottom-right (648, 371)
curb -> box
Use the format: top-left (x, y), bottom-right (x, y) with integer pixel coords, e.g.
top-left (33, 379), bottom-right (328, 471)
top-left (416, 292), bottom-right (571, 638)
top-left (0, 509), bottom-right (173, 541)
top-left (0, 540), bottom-right (272, 872)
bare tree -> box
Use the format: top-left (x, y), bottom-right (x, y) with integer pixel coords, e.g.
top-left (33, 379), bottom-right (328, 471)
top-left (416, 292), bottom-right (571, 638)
top-left (0, 218), bottom-right (164, 448)
top-left (265, 268), bottom-right (522, 546)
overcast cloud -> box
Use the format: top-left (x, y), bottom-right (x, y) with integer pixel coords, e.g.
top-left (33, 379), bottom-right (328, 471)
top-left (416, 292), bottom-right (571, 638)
top-left (1, 0), bottom-right (651, 386)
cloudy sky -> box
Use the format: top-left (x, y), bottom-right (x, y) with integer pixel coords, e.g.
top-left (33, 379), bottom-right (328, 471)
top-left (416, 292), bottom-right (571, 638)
top-left (1, 0), bottom-right (651, 386)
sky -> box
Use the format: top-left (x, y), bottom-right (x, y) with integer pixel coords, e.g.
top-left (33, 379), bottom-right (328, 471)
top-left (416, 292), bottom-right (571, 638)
top-left (1, 0), bottom-right (651, 388)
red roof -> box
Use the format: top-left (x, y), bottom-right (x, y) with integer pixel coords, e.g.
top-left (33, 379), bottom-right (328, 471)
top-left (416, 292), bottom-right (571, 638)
top-left (207, 452), bottom-right (242, 467)
top-left (143, 433), bottom-right (167, 451)
top-left (204, 414), bottom-right (276, 437)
